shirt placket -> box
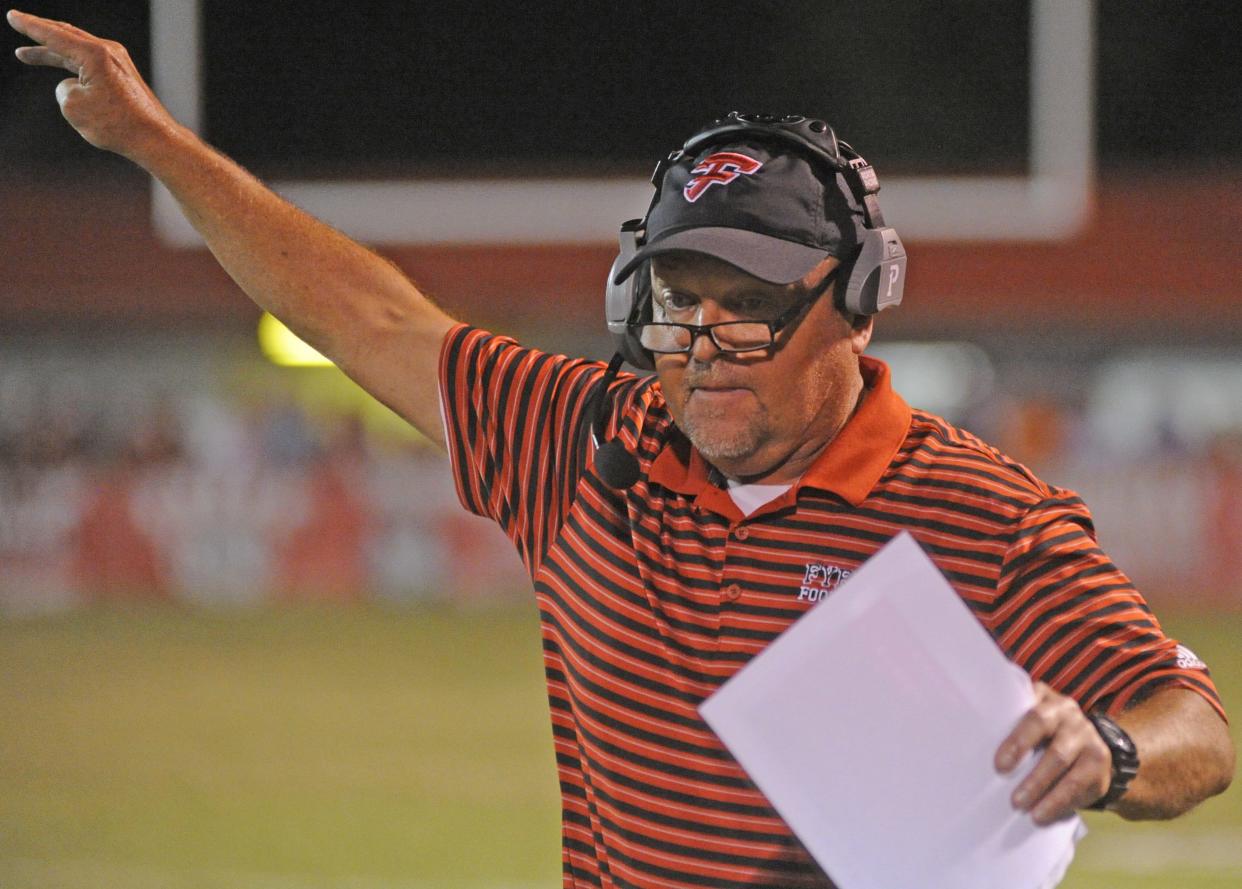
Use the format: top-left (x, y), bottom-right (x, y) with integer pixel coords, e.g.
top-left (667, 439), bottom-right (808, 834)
top-left (717, 492), bottom-right (803, 655)
top-left (720, 520), bottom-right (751, 635)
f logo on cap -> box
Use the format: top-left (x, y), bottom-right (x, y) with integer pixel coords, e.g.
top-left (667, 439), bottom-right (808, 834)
top-left (683, 152), bottom-right (763, 203)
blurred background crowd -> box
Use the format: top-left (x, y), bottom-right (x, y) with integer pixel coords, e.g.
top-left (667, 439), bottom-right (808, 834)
top-left (0, 340), bottom-right (523, 609)
top-left (2, 331), bottom-right (1240, 613)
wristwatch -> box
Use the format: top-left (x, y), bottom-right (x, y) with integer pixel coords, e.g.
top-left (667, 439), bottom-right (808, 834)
top-left (1085, 712), bottom-right (1140, 810)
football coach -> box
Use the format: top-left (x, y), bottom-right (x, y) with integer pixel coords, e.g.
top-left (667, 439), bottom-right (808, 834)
top-left (9, 9), bottom-right (1234, 888)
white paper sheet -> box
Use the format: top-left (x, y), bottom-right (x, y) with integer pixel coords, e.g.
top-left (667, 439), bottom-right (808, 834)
top-left (699, 531), bottom-right (1083, 889)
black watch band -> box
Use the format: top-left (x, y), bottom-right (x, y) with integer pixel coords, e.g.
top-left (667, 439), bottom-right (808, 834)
top-left (1086, 712), bottom-right (1140, 810)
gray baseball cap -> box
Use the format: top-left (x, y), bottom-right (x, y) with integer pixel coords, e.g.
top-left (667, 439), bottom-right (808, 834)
top-left (612, 138), bottom-right (868, 286)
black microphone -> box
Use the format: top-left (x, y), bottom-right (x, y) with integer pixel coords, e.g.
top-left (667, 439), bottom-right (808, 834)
top-left (592, 353), bottom-right (641, 489)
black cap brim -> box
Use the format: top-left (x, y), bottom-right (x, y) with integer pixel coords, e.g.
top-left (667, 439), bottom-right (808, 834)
top-left (612, 227), bottom-right (833, 286)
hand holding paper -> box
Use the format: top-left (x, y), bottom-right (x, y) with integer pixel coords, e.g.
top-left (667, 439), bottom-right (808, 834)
top-left (699, 532), bottom-right (1085, 889)
top-left (997, 679), bottom-right (1113, 823)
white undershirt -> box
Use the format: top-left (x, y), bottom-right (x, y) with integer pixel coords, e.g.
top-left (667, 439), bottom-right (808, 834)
top-left (726, 479), bottom-right (794, 517)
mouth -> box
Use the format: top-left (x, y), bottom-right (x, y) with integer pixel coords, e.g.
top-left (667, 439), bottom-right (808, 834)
top-left (687, 376), bottom-right (750, 393)
top-left (687, 385), bottom-right (753, 406)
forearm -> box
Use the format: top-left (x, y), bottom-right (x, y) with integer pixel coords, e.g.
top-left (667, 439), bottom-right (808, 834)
top-left (136, 124), bottom-right (454, 442)
top-left (1111, 687), bottom-right (1234, 819)
top-left (11, 10), bottom-right (457, 441)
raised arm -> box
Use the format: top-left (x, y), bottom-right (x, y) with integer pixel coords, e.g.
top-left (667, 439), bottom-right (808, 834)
top-left (7, 9), bottom-right (455, 445)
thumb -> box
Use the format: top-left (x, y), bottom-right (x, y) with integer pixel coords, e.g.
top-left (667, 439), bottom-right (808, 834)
top-left (54, 76), bottom-right (83, 110)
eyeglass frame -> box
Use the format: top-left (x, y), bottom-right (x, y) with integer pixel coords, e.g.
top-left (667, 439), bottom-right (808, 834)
top-left (634, 266), bottom-right (840, 356)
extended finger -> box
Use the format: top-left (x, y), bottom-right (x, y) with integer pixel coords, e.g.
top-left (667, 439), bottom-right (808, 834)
top-left (1029, 753), bottom-right (1108, 825)
top-left (995, 682), bottom-right (1063, 772)
top-left (14, 44), bottom-right (76, 72)
top-left (1011, 731), bottom-right (1079, 811)
top-left (6, 10), bottom-right (96, 70)
top-left (1027, 732), bottom-right (1110, 824)
top-left (996, 711), bottom-right (1054, 773)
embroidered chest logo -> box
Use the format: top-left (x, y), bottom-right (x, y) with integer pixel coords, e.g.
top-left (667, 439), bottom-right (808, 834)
top-left (683, 152), bottom-right (763, 202)
top-left (799, 562), bottom-right (852, 603)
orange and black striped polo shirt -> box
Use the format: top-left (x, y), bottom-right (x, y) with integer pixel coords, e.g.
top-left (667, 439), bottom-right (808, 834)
top-left (439, 324), bottom-right (1223, 889)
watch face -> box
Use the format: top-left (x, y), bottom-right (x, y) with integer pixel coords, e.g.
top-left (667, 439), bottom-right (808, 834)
top-left (1097, 715), bottom-right (1137, 756)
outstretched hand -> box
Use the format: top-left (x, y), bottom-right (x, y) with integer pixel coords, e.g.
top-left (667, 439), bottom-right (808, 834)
top-left (7, 9), bottom-right (178, 160)
top-left (995, 681), bottom-right (1113, 824)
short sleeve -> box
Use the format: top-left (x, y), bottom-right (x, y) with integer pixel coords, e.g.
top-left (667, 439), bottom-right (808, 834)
top-left (438, 325), bottom-right (609, 575)
top-left (994, 494), bottom-right (1225, 720)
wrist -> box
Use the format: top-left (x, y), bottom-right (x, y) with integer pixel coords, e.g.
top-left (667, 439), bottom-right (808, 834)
top-left (1086, 711), bottom-right (1140, 810)
top-left (126, 118), bottom-right (199, 176)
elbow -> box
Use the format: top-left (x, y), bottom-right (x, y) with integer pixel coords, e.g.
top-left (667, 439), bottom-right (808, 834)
top-left (1196, 715), bottom-right (1237, 805)
top-left (1170, 721), bottom-right (1234, 819)
top-left (1163, 721), bottom-right (1236, 818)
top-left (1115, 707), bottom-right (1236, 821)
top-left (371, 297), bottom-right (415, 333)
top-left (1209, 734), bottom-right (1236, 799)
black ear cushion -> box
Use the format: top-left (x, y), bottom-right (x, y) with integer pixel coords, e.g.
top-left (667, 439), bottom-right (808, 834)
top-left (606, 227), bottom-right (656, 369)
top-left (619, 270), bottom-right (655, 370)
top-left (606, 273), bottom-right (655, 371)
top-left (829, 246), bottom-right (860, 314)
top-left (839, 244), bottom-right (870, 316)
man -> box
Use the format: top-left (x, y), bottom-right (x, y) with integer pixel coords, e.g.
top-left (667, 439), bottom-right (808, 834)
top-left (8, 9), bottom-right (1233, 888)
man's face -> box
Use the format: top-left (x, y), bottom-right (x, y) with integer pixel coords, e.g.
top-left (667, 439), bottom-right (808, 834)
top-left (649, 252), bottom-right (872, 483)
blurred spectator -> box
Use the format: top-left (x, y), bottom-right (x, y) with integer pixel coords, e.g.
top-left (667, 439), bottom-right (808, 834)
top-left (255, 397), bottom-right (321, 466)
top-left (275, 414), bottom-right (372, 602)
top-left (72, 462), bottom-right (171, 601)
top-left (1206, 431), bottom-right (1242, 603)
top-left (123, 397), bottom-right (184, 466)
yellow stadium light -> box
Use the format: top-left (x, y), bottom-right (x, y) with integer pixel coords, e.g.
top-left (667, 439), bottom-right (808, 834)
top-left (258, 312), bottom-right (334, 367)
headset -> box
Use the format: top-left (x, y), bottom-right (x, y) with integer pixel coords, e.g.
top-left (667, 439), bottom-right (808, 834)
top-left (592, 112), bottom-right (906, 489)
top-left (605, 112), bottom-right (906, 371)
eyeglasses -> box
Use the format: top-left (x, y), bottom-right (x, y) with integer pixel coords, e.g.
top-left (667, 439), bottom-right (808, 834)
top-left (636, 269), bottom-right (836, 355)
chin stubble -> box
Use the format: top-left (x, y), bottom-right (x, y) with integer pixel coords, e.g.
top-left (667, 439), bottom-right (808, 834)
top-left (678, 398), bottom-right (768, 462)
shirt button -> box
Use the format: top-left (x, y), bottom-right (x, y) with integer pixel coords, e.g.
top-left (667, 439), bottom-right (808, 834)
top-left (723, 583), bottom-right (742, 601)
top-left (734, 526), bottom-right (750, 541)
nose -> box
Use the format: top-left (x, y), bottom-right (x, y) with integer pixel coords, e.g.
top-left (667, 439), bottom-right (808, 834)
top-left (688, 327), bottom-right (721, 362)
top-left (685, 302), bottom-right (725, 362)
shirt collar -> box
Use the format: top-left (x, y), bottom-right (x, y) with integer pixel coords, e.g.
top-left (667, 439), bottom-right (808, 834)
top-left (648, 356), bottom-right (911, 508)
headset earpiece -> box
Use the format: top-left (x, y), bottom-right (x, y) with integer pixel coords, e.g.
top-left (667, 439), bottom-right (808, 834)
top-left (840, 226), bottom-right (906, 315)
top-left (605, 222), bottom-right (656, 370)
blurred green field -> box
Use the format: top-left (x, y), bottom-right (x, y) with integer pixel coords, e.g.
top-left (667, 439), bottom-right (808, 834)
top-left (1, 605), bottom-right (1238, 888)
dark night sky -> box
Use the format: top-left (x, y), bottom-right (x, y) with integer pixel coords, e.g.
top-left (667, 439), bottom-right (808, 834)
top-left (1, 1), bottom-right (1240, 180)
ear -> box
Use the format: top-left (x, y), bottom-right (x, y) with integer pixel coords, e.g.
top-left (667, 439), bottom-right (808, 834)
top-left (848, 312), bottom-right (873, 355)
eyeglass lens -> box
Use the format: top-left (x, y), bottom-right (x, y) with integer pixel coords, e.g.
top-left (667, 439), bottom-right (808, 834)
top-left (638, 321), bottom-right (775, 353)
